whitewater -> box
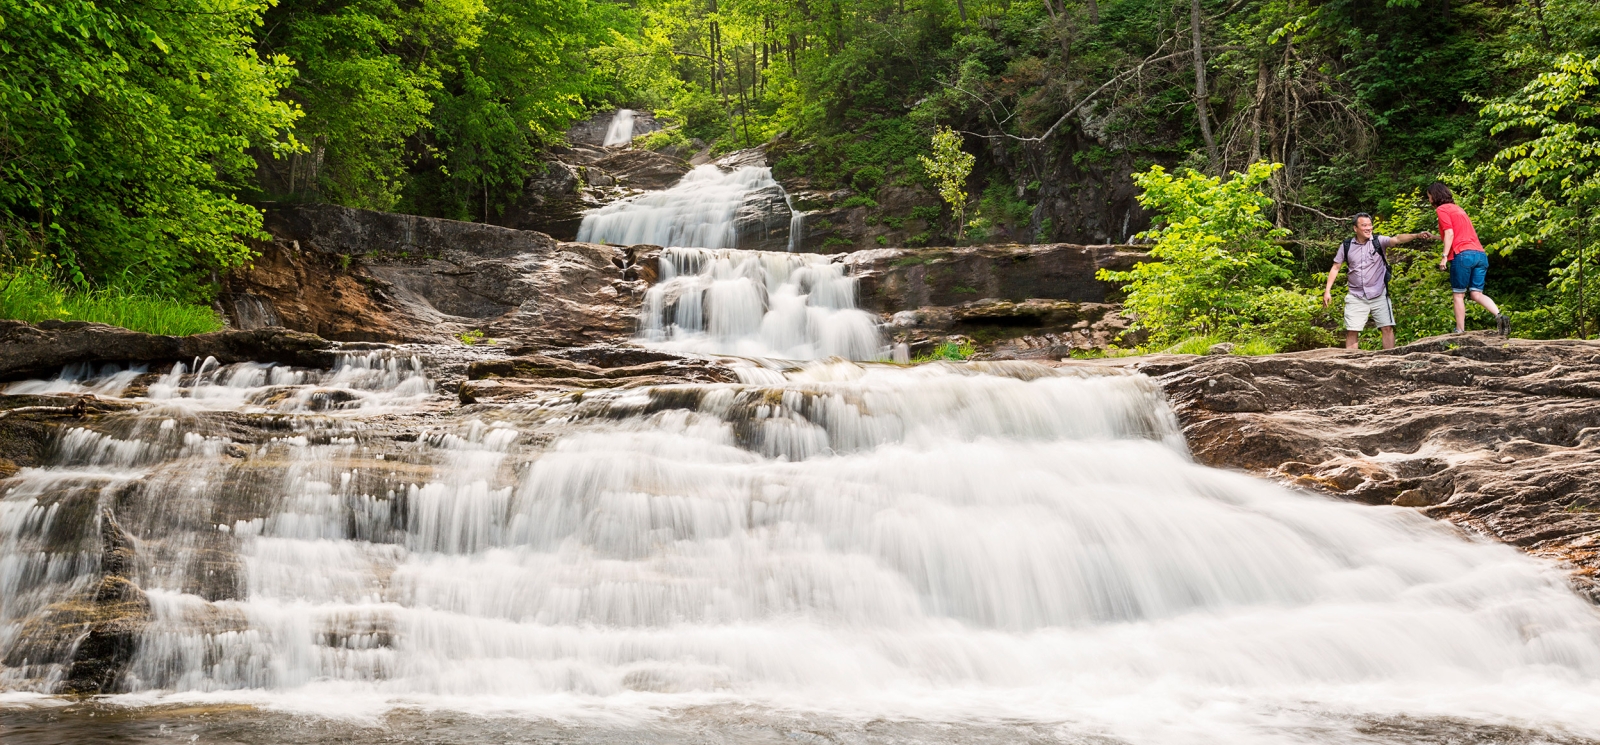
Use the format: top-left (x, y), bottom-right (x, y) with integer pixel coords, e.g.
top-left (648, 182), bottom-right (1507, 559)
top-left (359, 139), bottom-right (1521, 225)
top-left (3, 158), bottom-right (1600, 744)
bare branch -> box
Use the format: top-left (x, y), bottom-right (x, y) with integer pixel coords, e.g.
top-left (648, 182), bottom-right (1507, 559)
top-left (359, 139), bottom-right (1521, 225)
top-left (1286, 201), bottom-right (1355, 223)
top-left (964, 45), bottom-right (1245, 144)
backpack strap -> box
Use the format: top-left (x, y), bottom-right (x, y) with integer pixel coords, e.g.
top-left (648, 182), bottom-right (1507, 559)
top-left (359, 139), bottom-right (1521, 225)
top-left (1373, 235), bottom-right (1392, 286)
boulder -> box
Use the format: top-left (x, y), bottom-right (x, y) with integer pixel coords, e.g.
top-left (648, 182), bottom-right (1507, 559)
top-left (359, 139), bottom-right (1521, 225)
top-left (225, 204), bottom-right (653, 347)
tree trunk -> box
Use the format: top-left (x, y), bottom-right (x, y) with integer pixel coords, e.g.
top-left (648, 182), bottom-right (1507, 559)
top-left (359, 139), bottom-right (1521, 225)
top-left (737, 48), bottom-right (752, 146)
top-left (955, 0), bottom-right (968, 21)
top-left (1085, 0), bottom-right (1100, 23)
top-left (1190, 0), bottom-right (1218, 168)
top-left (1249, 59), bottom-right (1269, 163)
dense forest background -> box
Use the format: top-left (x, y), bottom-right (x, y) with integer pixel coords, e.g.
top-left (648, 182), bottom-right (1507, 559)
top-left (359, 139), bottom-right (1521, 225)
top-left (5, 0), bottom-right (1600, 343)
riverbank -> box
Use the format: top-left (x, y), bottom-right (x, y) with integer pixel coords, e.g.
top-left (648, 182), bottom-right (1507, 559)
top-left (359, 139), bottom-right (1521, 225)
top-left (1060, 332), bottom-right (1600, 600)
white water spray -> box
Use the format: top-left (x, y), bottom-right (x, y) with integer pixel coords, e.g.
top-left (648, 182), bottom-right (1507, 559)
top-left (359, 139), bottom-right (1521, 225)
top-left (637, 246), bottom-right (882, 360)
top-left (7, 359), bottom-right (1600, 743)
top-left (576, 165), bottom-right (790, 249)
top-left (785, 191), bottom-right (806, 252)
top-left (602, 109), bottom-right (636, 147)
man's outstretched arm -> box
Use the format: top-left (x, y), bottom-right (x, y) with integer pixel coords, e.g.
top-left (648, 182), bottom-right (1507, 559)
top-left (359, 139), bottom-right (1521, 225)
top-left (1389, 231), bottom-right (1434, 245)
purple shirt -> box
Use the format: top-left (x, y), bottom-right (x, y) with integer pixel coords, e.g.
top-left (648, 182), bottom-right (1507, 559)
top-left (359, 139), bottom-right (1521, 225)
top-left (1334, 235), bottom-right (1392, 301)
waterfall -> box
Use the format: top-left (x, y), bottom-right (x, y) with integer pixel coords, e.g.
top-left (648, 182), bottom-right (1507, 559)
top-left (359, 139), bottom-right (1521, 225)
top-left (602, 109), bottom-right (635, 147)
top-left (7, 357), bottom-right (1600, 741)
top-left (576, 165), bottom-right (791, 250)
top-left (637, 246), bottom-right (882, 360)
top-left (785, 190), bottom-right (806, 252)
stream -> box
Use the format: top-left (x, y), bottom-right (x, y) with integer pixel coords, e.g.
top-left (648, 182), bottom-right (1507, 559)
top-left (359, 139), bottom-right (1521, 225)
top-left (4, 154), bottom-right (1600, 744)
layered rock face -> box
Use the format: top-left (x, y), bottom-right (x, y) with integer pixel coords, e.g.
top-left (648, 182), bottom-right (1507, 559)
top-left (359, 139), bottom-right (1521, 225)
top-left (495, 145), bottom-right (693, 240)
top-left (226, 204), bottom-right (653, 345)
top-left (565, 108), bottom-right (664, 146)
top-left (226, 206), bottom-right (1145, 357)
top-left (1122, 334), bottom-right (1600, 598)
top-left (845, 243), bottom-right (1146, 310)
top-left (0, 320), bottom-right (336, 380)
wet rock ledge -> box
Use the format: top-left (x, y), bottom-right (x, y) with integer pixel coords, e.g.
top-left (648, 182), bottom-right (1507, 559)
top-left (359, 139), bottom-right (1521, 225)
top-left (0, 320), bottom-right (336, 381)
top-left (1120, 334), bottom-right (1600, 598)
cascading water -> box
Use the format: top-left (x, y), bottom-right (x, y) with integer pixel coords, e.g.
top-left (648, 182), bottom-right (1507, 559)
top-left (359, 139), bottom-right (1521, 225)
top-left (7, 352), bottom-right (1600, 743)
top-left (637, 246), bottom-right (883, 360)
top-left (784, 191), bottom-right (806, 252)
top-left (602, 109), bottom-right (636, 147)
top-left (576, 165), bottom-right (790, 250)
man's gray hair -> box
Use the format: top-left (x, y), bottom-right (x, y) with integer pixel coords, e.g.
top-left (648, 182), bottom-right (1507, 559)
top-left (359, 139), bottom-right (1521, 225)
top-left (1353, 212), bottom-right (1373, 226)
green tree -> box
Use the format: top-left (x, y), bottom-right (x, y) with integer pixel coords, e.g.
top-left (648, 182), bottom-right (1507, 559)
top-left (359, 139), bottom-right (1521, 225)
top-left (1098, 162), bottom-right (1299, 347)
top-left (1475, 52), bottom-right (1600, 337)
top-left (919, 126), bottom-right (975, 239)
top-left (0, 0), bottom-right (300, 298)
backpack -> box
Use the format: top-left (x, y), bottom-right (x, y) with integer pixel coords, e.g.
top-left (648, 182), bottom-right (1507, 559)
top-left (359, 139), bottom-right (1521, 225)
top-left (1341, 235), bottom-right (1393, 286)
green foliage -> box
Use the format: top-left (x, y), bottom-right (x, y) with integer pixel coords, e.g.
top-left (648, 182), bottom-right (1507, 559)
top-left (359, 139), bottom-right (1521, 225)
top-left (913, 340), bottom-right (977, 363)
top-left (1098, 162), bottom-right (1294, 346)
top-left (920, 126), bottom-right (976, 235)
top-left (457, 329), bottom-right (487, 345)
top-left (260, 0), bottom-right (618, 218)
top-left (852, 166), bottom-right (885, 194)
top-left (0, 266), bottom-right (224, 336)
top-left (637, 128), bottom-right (693, 153)
top-left (0, 0), bottom-right (299, 299)
top-left (1162, 335), bottom-right (1279, 356)
top-left (966, 179), bottom-right (1035, 243)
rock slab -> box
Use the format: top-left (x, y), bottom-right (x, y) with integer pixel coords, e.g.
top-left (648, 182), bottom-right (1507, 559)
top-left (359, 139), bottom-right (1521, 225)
top-left (0, 320), bottom-right (335, 382)
top-left (1127, 334), bottom-right (1600, 599)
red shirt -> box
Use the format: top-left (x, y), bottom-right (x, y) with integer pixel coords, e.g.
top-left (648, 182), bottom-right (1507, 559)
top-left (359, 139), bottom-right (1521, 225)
top-left (1436, 203), bottom-right (1484, 259)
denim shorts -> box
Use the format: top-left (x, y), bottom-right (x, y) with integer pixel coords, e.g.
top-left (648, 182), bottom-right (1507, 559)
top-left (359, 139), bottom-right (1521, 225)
top-left (1449, 250), bottom-right (1488, 293)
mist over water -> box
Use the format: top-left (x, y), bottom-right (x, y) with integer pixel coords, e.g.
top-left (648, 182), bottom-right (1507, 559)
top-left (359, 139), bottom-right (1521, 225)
top-left (5, 351), bottom-right (1600, 743)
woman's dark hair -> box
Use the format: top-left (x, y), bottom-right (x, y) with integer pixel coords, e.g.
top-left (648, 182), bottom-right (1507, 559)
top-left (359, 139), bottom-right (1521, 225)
top-left (1426, 182), bottom-right (1454, 206)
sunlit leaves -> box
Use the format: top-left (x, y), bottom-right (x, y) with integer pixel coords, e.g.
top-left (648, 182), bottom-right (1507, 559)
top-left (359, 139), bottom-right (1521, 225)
top-left (1097, 162), bottom-right (1293, 345)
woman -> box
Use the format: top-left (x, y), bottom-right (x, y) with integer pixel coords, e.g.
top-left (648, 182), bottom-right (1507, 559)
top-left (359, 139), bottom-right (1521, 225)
top-left (1429, 182), bottom-right (1510, 336)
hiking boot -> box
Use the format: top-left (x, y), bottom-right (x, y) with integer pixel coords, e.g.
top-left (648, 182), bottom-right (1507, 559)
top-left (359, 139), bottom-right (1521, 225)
top-left (1496, 313), bottom-right (1511, 336)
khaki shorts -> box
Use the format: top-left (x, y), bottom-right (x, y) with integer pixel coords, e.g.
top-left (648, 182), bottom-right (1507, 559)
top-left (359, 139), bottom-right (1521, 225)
top-left (1344, 292), bottom-right (1395, 331)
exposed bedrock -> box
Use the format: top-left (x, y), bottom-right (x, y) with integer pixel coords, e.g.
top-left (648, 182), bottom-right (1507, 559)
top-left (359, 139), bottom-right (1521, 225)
top-left (1114, 334), bottom-right (1600, 598)
top-left (225, 205), bottom-right (1147, 355)
top-left (565, 108), bottom-right (664, 147)
top-left (843, 243), bottom-right (1145, 311)
top-left (225, 204), bottom-right (654, 345)
top-left (495, 146), bottom-right (693, 240)
top-left (0, 320), bottom-right (336, 382)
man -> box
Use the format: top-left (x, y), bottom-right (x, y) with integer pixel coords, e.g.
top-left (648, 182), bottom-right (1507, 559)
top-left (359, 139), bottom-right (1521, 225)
top-left (1321, 213), bottom-right (1431, 350)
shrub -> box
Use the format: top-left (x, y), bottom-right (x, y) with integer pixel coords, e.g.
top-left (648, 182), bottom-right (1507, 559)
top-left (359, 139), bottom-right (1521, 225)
top-left (852, 166), bottom-right (885, 194)
top-left (636, 128), bottom-right (692, 153)
top-left (1098, 162), bottom-right (1293, 347)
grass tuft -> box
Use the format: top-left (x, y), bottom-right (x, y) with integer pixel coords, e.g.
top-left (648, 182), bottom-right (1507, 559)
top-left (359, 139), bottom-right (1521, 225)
top-left (0, 265), bottom-right (225, 336)
top-left (1160, 335), bottom-right (1281, 356)
top-left (913, 340), bottom-right (977, 363)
